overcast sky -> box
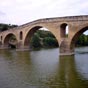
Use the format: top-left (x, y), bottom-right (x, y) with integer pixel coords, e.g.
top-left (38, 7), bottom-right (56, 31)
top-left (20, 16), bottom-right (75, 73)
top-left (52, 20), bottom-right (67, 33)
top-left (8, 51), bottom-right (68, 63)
top-left (0, 0), bottom-right (88, 25)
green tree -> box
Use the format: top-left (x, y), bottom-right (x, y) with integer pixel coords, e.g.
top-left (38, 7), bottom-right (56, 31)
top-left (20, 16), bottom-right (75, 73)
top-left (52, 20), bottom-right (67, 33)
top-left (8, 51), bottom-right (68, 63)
top-left (76, 34), bottom-right (88, 46)
top-left (37, 30), bottom-right (55, 38)
top-left (0, 23), bottom-right (18, 32)
top-left (43, 37), bottom-right (58, 47)
top-left (30, 33), bottom-right (41, 48)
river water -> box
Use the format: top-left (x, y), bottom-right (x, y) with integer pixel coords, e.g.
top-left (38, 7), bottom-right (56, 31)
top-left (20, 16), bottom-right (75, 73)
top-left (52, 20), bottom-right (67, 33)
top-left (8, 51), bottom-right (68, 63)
top-left (0, 47), bottom-right (88, 88)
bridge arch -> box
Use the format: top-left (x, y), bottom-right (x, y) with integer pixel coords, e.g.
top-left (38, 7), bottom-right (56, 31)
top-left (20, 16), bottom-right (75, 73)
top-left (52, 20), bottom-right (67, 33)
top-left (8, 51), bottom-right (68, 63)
top-left (24, 25), bottom-right (59, 48)
top-left (70, 24), bottom-right (88, 50)
top-left (3, 33), bottom-right (18, 48)
top-left (60, 23), bottom-right (69, 38)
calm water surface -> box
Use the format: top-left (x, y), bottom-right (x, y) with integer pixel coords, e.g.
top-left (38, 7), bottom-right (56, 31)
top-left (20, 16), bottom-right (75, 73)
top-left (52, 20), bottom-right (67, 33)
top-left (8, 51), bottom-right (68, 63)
top-left (0, 47), bottom-right (88, 88)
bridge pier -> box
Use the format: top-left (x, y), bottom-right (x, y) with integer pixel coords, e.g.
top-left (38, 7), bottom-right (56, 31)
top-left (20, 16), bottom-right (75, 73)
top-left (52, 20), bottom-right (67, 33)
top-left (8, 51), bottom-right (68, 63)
top-left (59, 49), bottom-right (74, 56)
top-left (15, 41), bottom-right (27, 51)
top-left (59, 39), bottom-right (74, 56)
top-left (16, 44), bottom-right (30, 51)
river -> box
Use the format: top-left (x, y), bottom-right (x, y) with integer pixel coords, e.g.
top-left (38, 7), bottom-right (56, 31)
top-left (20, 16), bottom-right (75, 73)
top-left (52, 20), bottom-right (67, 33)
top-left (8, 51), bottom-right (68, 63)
top-left (0, 47), bottom-right (88, 88)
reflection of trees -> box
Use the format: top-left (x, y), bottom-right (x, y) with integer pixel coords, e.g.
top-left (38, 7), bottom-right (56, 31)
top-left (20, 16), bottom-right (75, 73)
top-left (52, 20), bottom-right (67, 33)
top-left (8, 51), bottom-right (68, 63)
top-left (46, 55), bottom-right (88, 88)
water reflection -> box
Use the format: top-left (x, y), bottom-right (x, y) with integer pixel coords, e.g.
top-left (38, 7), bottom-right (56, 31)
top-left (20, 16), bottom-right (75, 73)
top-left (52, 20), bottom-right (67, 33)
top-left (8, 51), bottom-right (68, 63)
top-left (0, 48), bottom-right (88, 88)
top-left (46, 55), bottom-right (88, 88)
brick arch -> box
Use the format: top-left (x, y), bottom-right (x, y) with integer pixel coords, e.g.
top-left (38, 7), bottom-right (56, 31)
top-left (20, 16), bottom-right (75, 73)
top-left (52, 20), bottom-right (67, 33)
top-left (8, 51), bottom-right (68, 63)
top-left (70, 25), bottom-right (88, 50)
top-left (23, 25), bottom-right (59, 47)
top-left (3, 33), bottom-right (18, 48)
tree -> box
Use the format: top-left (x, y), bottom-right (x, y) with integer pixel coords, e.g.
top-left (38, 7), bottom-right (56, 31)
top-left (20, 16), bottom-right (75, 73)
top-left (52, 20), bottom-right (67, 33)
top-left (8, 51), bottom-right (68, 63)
top-left (0, 23), bottom-right (18, 32)
top-left (43, 37), bottom-right (58, 47)
top-left (30, 33), bottom-right (41, 48)
top-left (37, 30), bottom-right (55, 38)
top-left (76, 34), bottom-right (88, 46)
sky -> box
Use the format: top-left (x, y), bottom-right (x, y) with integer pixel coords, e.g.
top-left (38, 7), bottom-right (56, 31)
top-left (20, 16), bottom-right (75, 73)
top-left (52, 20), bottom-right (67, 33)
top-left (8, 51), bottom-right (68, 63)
top-left (0, 0), bottom-right (88, 25)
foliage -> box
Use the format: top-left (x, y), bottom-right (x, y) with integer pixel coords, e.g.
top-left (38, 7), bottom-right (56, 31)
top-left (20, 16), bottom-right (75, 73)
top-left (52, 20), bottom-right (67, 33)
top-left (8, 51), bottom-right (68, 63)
top-left (37, 30), bottom-right (55, 38)
top-left (30, 33), bottom-right (41, 48)
top-left (0, 23), bottom-right (18, 32)
top-left (76, 34), bottom-right (88, 46)
top-left (30, 30), bottom-right (59, 49)
top-left (43, 37), bottom-right (58, 47)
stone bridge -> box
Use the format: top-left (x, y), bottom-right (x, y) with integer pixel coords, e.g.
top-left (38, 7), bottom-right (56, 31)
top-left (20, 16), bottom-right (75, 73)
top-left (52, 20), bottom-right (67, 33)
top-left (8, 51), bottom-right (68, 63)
top-left (0, 15), bottom-right (88, 55)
